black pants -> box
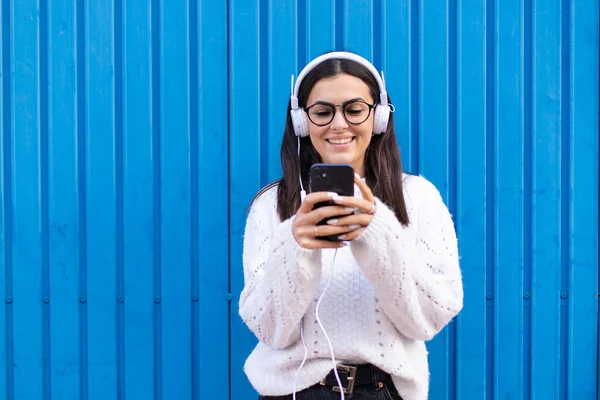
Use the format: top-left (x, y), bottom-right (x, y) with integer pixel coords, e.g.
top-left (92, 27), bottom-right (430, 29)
top-left (258, 380), bottom-right (403, 400)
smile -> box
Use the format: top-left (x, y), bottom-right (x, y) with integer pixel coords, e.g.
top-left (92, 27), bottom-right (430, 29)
top-left (326, 137), bottom-right (355, 145)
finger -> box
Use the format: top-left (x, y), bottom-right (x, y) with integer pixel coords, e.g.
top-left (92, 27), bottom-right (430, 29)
top-left (293, 210), bottom-right (350, 239)
top-left (337, 227), bottom-right (366, 241)
top-left (325, 213), bottom-right (372, 227)
top-left (306, 224), bottom-right (358, 238)
top-left (354, 174), bottom-right (375, 203)
top-left (295, 224), bottom-right (353, 241)
top-left (298, 192), bottom-right (338, 213)
top-left (305, 205), bottom-right (356, 225)
top-left (330, 195), bottom-right (373, 214)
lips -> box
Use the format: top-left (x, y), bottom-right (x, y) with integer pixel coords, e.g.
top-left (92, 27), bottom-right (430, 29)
top-left (326, 137), bottom-right (355, 145)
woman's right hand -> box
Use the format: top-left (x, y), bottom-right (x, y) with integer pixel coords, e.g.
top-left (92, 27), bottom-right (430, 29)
top-left (292, 192), bottom-right (357, 249)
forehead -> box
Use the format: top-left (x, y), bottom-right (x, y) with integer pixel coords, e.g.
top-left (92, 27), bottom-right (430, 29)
top-left (306, 73), bottom-right (373, 104)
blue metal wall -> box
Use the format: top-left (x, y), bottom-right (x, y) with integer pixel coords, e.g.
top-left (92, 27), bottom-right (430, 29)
top-left (0, 0), bottom-right (598, 399)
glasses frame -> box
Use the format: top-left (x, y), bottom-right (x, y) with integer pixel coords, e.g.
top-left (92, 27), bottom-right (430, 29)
top-left (304, 99), bottom-right (376, 127)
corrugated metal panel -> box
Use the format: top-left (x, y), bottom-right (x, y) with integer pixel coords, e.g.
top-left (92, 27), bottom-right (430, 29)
top-left (228, 1), bottom-right (599, 400)
top-left (0, 1), bottom-right (597, 399)
top-left (0, 0), bottom-right (229, 399)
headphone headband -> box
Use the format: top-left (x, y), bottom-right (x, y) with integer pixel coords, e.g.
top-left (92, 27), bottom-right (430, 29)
top-left (290, 52), bottom-right (392, 198)
top-left (290, 51), bottom-right (392, 138)
top-left (291, 52), bottom-right (388, 110)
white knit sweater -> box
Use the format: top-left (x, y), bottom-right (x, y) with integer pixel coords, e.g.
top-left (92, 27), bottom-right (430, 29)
top-left (239, 174), bottom-right (463, 400)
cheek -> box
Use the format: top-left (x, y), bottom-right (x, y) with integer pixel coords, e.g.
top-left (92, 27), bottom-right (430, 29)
top-left (357, 125), bottom-right (374, 141)
top-left (308, 126), bottom-right (327, 144)
top-left (359, 116), bottom-right (375, 137)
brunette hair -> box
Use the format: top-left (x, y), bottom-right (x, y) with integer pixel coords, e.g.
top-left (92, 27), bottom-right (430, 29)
top-left (251, 56), bottom-right (410, 226)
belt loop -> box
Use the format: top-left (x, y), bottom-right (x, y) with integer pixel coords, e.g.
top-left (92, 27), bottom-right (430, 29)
top-left (371, 365), bottom-right (378, 390)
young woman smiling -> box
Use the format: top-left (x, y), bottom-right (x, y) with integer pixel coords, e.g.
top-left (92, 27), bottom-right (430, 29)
top-left (239, 52), bottom-right (464, 400)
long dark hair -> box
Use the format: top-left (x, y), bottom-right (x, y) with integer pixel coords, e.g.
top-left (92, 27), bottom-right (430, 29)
top-left (252, 56), bottom-right (410, 226)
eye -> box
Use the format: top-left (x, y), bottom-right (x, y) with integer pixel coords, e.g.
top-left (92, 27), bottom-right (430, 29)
top-left (346, 108), bottom-right (364, 115)
top-left (310, 107), bottom-right (333, 117)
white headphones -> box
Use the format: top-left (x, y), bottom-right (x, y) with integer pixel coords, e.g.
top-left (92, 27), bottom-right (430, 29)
top-left (290, 51), bottom-right (391, 137)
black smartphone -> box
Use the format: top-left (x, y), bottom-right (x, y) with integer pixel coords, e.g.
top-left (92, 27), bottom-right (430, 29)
top-left (309, 163), bottom-right (355, 241)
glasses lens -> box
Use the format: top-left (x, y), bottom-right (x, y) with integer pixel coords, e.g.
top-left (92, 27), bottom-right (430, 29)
top-left (343, 101), bottom-right (371, 124)
top-left (307, 104), bottom-right (335, 126)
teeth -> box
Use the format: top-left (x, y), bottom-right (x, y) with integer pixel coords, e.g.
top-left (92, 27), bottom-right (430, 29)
top-left (328, 137), bottom-right (353, 144)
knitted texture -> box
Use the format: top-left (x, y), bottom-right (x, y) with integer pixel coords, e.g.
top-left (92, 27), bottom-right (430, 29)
top-left (239, 174), bottom-right (463, 400)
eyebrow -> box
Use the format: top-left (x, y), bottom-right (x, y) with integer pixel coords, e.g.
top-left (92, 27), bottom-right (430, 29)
top-left (307, 97), bottom-right (366, 107)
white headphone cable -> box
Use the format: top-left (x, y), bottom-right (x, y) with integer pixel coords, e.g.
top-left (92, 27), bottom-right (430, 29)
top-left (294, 125), bottom-right (342, 398)
top-left (292, 318), bottom-right (308, 400)
top-left (298, 136), bottom-right (306, 202)
top-left (292, 248), bottom-right (345, 400)
top-left (315, 249), bottom-right (345, 400)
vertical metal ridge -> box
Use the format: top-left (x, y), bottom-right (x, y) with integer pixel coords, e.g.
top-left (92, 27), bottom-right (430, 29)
top-left (454, 2), bottom-right (463, 396)
top-left (522, 0), bottom-right (532, 398)
top-left (596, 63), bottom-right (600, 393)
top-left (1, 0), bottom-right (14, 398)
top-left (188, 0), bottom-right (199, 398)
top-left (75, 1), bottom-right (88, 398)
top-left (151, 1), bottom-right (163, 399)
top-left (39, 0), bottom-right (51, 397)
top-left (373, 0), bottom-right (381, 69)
top-left (592, 6), bottom-right (600, 399)
top-left (447, 0), bottom-right (458, 397)
top-left (335, 0), bottom-right (343, 50)
top-left (113, 0), bottom-right (125, 397)
top-left (558, 0), bottom-right (571, 397)
top-left (597, 8), bottom-right (600, 395)
top-left (409, 0), bottom-right (419, 173)
top-left (259, 0), bottom-right (268, 186)
top-left (297, 0), bottom-right (306, 69)
top-left (226, 0), bottom-right (233, 398)
top-left (485, 0), bottom-right (495, 398)
top-left (379, 0), bottom-right (386, 71)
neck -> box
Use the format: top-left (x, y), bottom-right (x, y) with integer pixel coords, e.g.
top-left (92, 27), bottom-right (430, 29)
top-left (353, 163), bottom-right (365, 178)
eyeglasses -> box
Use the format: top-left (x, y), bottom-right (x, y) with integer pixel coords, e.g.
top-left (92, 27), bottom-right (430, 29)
top-left (305, 99), bottom-right (376, 126)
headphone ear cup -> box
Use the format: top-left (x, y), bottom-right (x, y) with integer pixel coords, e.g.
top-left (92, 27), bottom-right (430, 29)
top-left (291, 108), bottom-right (310, 137)
top-left (373, 104), bottom-right (390, 134)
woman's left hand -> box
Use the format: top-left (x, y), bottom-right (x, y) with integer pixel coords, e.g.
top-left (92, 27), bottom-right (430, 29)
top-left (328, 174), bottom-right (377, 241)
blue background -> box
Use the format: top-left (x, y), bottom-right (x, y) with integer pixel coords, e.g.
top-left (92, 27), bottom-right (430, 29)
top-left (0, 0), bottom-right (598, 399)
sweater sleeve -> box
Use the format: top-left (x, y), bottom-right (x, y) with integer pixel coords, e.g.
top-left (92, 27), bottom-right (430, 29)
top-left (349, 176), bottom-right (463, 341)
top-left (238, 189), bottom-right (322, 349)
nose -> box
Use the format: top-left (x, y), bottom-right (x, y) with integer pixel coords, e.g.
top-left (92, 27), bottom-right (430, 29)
top-left (329, 107), bottom-right (348, 131)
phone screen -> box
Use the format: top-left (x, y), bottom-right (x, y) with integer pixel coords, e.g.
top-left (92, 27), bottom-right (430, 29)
top-left (308, 163), bottom-right (355, 241)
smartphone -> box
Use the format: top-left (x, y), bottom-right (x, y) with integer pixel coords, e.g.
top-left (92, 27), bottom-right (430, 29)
top-left (309, 163), bottom-right (355, 241)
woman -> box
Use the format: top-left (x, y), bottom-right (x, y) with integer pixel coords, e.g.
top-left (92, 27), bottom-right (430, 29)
top-left (239, 51), bottom-right (463, 400)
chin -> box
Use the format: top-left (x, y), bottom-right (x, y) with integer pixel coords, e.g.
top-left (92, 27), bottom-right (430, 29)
top-left (323, 156), bottom-right (354, 165)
